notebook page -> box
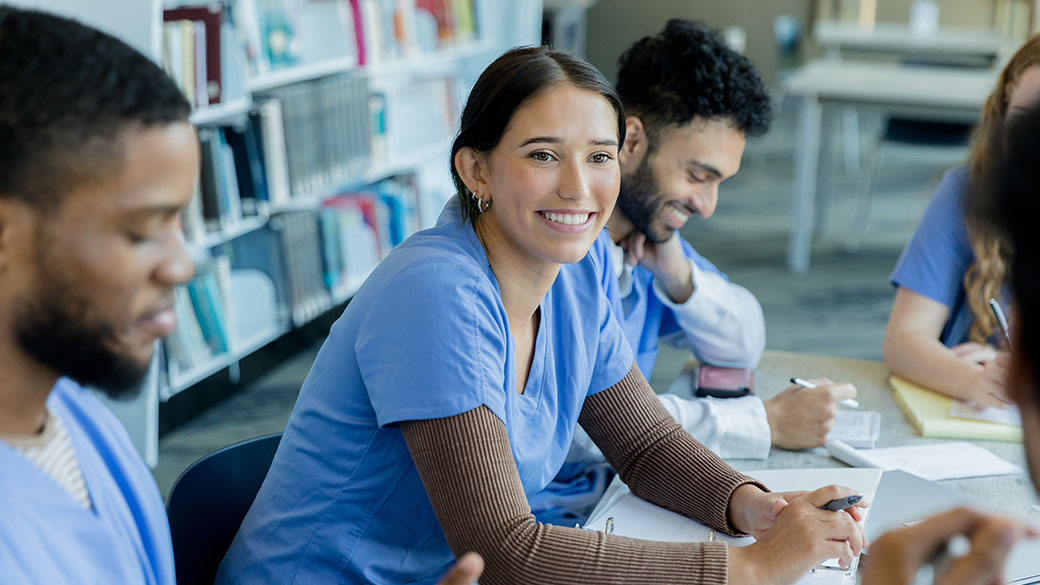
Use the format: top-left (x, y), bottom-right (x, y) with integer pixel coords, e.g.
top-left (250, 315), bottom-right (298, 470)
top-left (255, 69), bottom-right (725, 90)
top-left (826, 410), bottom-right (881, 448)
top-left (949, 401), bottom-right (1022, 426)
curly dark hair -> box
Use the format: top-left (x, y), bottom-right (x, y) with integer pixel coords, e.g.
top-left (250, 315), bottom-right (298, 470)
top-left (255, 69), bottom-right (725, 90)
top-left (0, 6), bottom-right (191, 208)
top-left (996, 106), bottom-right (1040, 396)
top-left (616, 19), bottom-right (772, 147)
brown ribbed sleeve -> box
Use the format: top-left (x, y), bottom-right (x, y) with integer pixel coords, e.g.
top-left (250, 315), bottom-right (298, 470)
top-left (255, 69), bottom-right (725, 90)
top-left (401, 406), bottom-right (730, 584)
top-left (579, 365), bottom-right (767, 536)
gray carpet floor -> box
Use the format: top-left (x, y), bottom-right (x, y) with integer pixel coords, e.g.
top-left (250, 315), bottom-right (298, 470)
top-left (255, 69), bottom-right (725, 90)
top-left (152, 106), bottom-right (969, 496)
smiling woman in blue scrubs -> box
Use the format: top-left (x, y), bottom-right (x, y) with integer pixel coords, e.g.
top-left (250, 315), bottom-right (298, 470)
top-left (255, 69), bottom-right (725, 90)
top-left (217, 47), bottom-right (866, 585)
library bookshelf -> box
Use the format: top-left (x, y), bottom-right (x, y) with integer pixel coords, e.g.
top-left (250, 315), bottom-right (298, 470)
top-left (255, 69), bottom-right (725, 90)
top-left (19, 0), bottom-right (542, 466)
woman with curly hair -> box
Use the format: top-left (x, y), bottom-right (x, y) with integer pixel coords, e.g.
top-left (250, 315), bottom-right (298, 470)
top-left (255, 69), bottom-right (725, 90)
top-left (884, 34), bottom-right (1040, 408)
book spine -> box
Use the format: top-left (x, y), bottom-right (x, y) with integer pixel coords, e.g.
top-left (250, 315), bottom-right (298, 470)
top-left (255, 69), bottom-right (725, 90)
top-left (258, 99), bottom-right (291, 208)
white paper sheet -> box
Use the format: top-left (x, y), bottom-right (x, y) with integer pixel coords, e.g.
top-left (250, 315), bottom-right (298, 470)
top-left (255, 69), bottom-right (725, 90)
top-left (827, 440), bottom-right (1020, 481)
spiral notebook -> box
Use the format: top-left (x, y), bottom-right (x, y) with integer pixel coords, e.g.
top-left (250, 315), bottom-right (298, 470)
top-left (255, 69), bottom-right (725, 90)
top-left (584, 468), bottom-right (883, 585)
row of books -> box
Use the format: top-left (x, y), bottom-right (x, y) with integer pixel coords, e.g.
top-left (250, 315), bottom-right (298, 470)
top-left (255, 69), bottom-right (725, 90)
top-left (229, 0), bottom-right (478, 76)
top-left (180, 71), bottom-right (389, 246)
top-left (165, 256), bottom-right (237, 376)
top-left (357, 0), bottom-right (478, 65)
top-left (162, 4), bottom-right (248, 108)
top-left (229, 178), bottom-right (421, 327)
top-left (258, 73), bottom-right (375, 204)
top-left (182, 123), bottom-right (267, 244)
top-left (168, 176), bottom-right (422, 376)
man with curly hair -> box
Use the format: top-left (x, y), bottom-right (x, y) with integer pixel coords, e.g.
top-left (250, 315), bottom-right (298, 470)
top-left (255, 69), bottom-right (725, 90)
top-left (532, 20), bottom-right (859, 526)
top-left (569, 19), bottom-right (857, 466)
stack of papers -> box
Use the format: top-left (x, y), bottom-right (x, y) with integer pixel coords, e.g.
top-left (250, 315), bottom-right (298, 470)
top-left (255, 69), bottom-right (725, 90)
top-left (826, 440), bottom-right (1020, 481)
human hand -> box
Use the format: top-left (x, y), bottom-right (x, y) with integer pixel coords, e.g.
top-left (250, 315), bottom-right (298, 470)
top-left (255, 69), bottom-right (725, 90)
top-left (436, 552), bottom-right (484, 585)
top-left (727, 484), bottom-right (867, 539)
top-left (962, 351), bottom-right (1013, 409)
top-left (951, 342), bottom-right (999, 365)
top-left (728, 485), bottom-right (868, 585)
top-left (727, 484), bottom-right (797, 537)
top-left (861, 508), bottom-right (1035, 585)
top-left (764, 378), bottom-right (857, 450)
top-left (618, 229), bottom-right (693, 303)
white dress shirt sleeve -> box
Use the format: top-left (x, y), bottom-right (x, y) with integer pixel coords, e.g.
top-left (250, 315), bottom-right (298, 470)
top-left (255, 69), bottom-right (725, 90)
top-left (653, 258), bottom-right (766, 369)
top-left (567, 385), bottom-right (772, 462)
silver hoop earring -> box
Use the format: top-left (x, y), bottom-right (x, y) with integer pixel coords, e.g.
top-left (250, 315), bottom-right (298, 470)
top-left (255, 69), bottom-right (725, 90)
top-left (471, 191), bottom-right (489, 214)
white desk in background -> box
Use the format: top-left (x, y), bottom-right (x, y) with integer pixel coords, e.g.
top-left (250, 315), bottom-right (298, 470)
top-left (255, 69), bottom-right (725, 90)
top-left (587, 349), bottom-right (1038, 582)
top-left (782, 60), bottom-right (997, 274)
top-left (814, 20), bottom-right (1015, 64)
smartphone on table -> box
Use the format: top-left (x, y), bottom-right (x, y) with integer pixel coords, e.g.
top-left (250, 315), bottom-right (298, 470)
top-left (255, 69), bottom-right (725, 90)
top-left (695, 365), bottom-right (754, 399)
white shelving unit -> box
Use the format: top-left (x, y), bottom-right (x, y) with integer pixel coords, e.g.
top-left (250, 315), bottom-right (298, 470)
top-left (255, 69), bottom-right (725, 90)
top-left (22, 0), bottom-right (542, 467)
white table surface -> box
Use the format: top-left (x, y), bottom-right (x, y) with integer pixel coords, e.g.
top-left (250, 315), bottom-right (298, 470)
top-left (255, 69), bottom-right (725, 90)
top-left (814, 20), bottom-right (1015, 60)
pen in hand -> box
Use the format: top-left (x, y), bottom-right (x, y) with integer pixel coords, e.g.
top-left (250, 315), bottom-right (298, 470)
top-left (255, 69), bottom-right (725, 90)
top-left (989, 298), bottom-right (1013, 349)
top-left (790, 377), bottom-right (860, 409)
top-left (822, 494), bottom-right (862, 512)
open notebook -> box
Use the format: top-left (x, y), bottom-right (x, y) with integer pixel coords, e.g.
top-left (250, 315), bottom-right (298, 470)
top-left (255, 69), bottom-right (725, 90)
top-left (584, 468), bottom-right (883, 585)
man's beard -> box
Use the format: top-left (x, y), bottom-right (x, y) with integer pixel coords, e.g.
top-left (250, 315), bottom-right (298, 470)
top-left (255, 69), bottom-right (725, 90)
top-left (13, 286), bottom-right (150, 400)
top-left (616, 154), bottom-right (673, 244)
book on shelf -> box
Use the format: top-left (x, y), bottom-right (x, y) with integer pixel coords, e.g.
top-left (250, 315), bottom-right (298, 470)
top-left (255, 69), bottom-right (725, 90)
top-left (185, 124), bottom-right (268, 246)
top-left (165, 257), bottom-right (237, 377)
top-left (227, 0), bottom-right (477, 74)
top-left (162, 4), bottom-right (248, 109)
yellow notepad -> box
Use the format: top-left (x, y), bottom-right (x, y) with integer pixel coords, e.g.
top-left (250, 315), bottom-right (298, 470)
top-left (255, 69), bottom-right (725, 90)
top-left (889, 376), bottom-right (1022, 442)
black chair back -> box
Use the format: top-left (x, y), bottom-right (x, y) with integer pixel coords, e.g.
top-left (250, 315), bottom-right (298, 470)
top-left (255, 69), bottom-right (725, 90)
top-left (166, 433), bottom-right (281, 585)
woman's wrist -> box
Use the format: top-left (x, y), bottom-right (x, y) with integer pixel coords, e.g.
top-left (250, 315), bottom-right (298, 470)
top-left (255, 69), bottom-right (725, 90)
top-left (727, 483), bottom-right (764, 534)
top-left (726, 545), bottom-right (757, 585)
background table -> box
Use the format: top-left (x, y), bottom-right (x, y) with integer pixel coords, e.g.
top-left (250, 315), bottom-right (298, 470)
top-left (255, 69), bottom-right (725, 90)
top-left (781, 60), bottom-right (997, 274)
top-left (813, 20), bottom-right (1014, 65)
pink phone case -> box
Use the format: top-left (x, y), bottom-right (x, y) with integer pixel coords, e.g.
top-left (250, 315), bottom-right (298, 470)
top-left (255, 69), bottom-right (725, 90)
top-left (696, 365), bottom-right (754, 398)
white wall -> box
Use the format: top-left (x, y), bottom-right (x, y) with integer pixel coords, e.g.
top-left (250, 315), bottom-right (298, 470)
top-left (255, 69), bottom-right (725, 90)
top-left (10, 0), bottom-right (161, 58)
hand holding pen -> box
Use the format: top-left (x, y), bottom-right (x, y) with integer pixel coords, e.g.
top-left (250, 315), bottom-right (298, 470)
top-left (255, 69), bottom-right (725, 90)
top-left (791, 377), bottom-right (860, 409)
top-left (728, 485), bottom-right (868, 585)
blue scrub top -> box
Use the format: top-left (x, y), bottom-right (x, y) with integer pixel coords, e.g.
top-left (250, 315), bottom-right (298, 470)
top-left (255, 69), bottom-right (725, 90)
top-left (890, 165), bottom-right (1009, 346)
top-left (0, 378), bottom-right (175, 585)
top-left (590, 229), bottom-right (730, 377)
top-left (217, 199), bottom-right (634, 585)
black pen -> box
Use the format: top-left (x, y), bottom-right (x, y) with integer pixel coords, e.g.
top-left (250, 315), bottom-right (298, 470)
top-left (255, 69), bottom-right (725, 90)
top-left (822, 494), bottom-right (862, 511)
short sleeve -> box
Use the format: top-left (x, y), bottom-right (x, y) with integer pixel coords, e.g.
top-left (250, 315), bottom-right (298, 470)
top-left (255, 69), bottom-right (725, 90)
top-left (891, 166), bottom-right (974, 308)
top-left (588, 267), bottom-right (636, 396)
top-left (355, 262), bottom-right (509, 427)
